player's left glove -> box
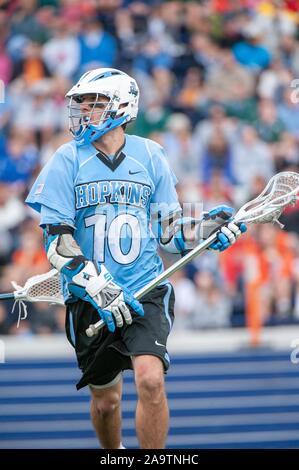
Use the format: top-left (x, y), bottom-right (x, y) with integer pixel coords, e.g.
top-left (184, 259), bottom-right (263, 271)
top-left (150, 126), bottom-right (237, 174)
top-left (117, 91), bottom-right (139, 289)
top-left (199, 205), bottom-right (247, 252)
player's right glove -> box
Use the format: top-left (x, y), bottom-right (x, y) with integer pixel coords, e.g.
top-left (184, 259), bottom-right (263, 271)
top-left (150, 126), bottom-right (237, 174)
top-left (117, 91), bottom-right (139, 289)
top-left (62, 260), bottom-right (144, 333)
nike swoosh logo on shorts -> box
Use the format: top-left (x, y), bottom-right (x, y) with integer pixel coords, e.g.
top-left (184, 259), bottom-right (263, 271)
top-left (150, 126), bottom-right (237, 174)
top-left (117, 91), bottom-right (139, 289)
top-left (155, 340), bottom-right (165, 347)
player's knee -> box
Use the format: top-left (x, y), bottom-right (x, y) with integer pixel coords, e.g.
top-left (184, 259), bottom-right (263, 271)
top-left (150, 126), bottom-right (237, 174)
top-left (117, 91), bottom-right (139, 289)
top-left (135, 369), bottom-right (165, 404)
top-left (91, 391), bottom-right (121, 418)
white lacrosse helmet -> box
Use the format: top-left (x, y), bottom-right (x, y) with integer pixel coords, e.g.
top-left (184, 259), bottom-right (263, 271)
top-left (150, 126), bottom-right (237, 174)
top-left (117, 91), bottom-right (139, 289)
top-left (65, 68), bottom-right (139, 146)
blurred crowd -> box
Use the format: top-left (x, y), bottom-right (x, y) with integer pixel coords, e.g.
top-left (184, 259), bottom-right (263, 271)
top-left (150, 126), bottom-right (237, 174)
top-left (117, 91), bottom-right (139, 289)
top-left (1, 0), bottom-right (299, 340)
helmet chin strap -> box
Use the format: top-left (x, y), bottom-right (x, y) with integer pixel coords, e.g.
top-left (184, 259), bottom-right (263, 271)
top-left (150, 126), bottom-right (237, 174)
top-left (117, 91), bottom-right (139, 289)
top-left (75, 113), bottom-right (129, 146)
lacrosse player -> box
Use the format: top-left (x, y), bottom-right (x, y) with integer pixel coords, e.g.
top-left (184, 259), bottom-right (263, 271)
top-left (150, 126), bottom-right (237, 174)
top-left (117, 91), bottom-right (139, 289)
top-left (26, 68), bottom-right (246, 449)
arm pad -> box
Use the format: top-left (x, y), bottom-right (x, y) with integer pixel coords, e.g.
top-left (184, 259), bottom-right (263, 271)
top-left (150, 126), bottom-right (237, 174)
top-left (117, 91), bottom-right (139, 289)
top-left (43, 224), bottom-right (86, 272)
top-left (155, 212), bottom-right (200, 255)
top-left (43, 223), bottom-right (115, 303)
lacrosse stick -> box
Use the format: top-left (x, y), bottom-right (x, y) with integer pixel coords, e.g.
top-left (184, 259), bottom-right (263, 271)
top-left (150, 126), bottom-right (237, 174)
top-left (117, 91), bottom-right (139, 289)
top-left (86, 171), bottom-right (299, 337)
top-left (0, 269), bottom-right (64, 327)
top-left (3, 172), bottom-right (299, 333)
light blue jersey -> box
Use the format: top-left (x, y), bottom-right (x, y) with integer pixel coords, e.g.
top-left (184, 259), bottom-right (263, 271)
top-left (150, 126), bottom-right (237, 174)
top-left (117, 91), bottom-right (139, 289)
top-left (26, 134), bottom-right (181, 297)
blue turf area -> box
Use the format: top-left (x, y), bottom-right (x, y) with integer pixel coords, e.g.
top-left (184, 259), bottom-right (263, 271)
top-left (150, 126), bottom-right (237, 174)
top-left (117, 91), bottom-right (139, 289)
top-left (1, 350), bottom-right (299, 449)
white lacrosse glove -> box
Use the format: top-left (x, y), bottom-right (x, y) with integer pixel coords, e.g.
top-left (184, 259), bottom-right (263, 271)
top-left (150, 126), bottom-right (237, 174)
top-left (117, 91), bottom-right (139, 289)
top-left (199, 205), bottom-right (247, 251)
top-left (63, 261), bottom-right (144, 333)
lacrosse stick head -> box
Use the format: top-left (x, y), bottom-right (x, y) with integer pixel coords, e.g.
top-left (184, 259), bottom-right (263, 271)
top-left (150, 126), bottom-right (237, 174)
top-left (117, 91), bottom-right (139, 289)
top-left (13, 269), bottom-right (64, 305)
top-left (234, 172), bottom-right (299, 226)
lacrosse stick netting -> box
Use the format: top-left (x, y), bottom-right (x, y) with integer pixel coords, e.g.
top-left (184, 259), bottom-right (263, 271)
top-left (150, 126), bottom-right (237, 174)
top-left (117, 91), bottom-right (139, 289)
top-left (0, 269), bottom-right (64, 327)
top-left (233, 171), bottom-right (299, 226)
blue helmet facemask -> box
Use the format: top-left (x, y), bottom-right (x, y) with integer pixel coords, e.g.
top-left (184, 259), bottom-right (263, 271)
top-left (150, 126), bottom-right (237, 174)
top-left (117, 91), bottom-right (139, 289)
top-left (68, 94), bottom-right (129, 146)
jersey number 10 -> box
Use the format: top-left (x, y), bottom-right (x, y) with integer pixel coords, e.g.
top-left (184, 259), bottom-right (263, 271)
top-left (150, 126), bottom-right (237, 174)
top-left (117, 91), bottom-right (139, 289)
top-left (85, 213), bottom-right (141, 265)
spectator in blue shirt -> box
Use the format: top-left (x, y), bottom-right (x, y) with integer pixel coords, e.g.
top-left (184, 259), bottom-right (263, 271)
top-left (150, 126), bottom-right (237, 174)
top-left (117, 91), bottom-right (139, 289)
top-left (233, 22), bottom-right (271, 72)
top-left (0, 130), bottom-right (39, 187)
top-left (79, 18), bottom-right (117, 73)
top-left (133, 37), bottom-right (173, 76)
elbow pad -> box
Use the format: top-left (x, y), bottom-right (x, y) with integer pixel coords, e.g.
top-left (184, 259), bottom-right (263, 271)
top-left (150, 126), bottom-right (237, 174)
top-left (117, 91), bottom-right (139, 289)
top-left (43, 224), bottom-right (86, 272)
top-left (157, 213), bottom-right (199, 254)
top-left (43, 224), bottom-right (116, 309)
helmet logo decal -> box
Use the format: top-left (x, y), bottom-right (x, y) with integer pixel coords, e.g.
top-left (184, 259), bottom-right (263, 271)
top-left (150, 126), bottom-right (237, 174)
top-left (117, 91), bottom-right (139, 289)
top-left (112, 90), bottom-right (120, 102)
top-left (129, 82), bottom-right (138, 97)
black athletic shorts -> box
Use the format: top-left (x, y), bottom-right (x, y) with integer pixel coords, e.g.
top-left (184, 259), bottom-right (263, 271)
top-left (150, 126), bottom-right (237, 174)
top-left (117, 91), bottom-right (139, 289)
top-left (65, 283), bottom-right (175, 390)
